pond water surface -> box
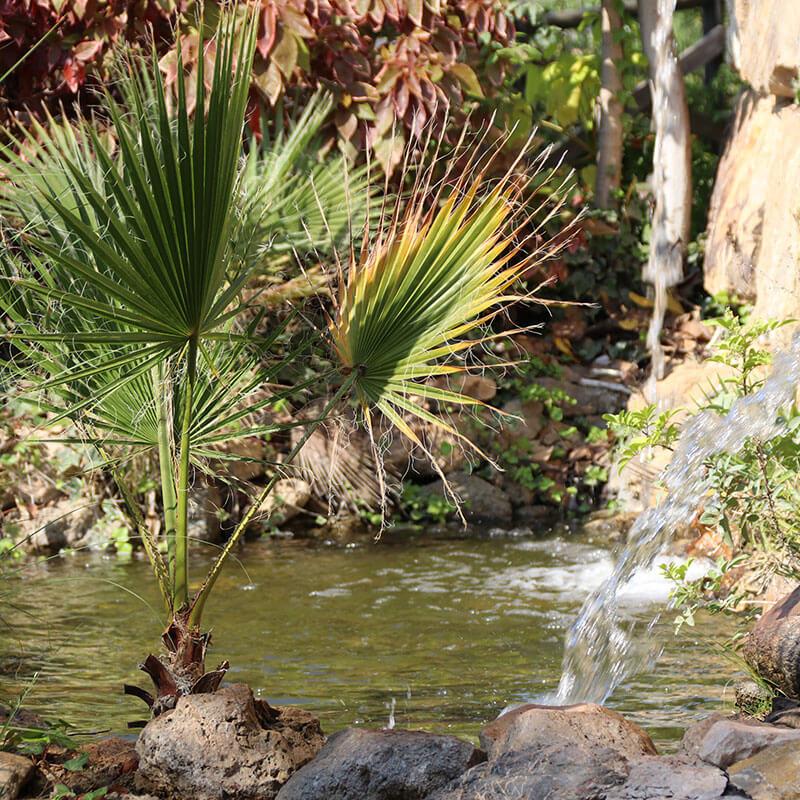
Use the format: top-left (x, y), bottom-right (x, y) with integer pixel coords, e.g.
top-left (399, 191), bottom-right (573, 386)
top-left (0, 526), bottom-right (739, 746)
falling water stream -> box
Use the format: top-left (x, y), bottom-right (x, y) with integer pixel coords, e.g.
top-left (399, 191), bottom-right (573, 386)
top-left (555, 338), bottom-right (800, 704)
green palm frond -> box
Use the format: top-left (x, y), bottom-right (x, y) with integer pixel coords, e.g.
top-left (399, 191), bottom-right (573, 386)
top-left (330, 140), bottom-right (572, 485)
top-left (0, 110), bottom-right (111, 234)
top-left (6, 12), bottom-right (258, 352)
top-left (240, 92), bottom-right (378, 264)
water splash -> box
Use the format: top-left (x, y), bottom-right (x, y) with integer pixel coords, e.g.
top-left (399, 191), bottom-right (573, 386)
top-left (554, 339), bottom-right (800, 704)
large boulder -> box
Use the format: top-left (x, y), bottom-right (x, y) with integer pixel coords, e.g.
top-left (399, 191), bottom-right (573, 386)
top-left (728, 740), bottom-right (800, 800)
top-left (135, 684), bottom-right (324, 800)
top-left (743, 584), bottom-right (800, 698)
top-left (682, 714), bottom-right (800, 770)
top-left (730, 0), bottom-right (800, 97)
top-left (704, 90), bottom-right (800, 323)
top-left (479, 703), bottom-right (657, 761)
top-left (431, 704), bottom-right (656, 800)
top-left (275, 728), bottom-right (484, 800)
top-left (428, 742), bottom-right (631, 800)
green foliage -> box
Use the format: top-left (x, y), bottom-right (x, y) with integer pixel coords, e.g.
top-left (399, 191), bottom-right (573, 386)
top-left (52, 786), bottom-right (107, 800)
top-left (661, 556), bottom-right (747, 633)
top-left (1, 679), bottom-right (77, 756)
top-left (705, 311), bottom-right (793, 398)
top-left (400, 484), bottom-right (457, 525)
top-left (609, 310), bottom-right (800, 629)
top-left (700, 411), bottom-right (800, 555)
top-left (603, 406), bottom-right (681, 470)
top-left (525, 52), bottom-right (600, 129)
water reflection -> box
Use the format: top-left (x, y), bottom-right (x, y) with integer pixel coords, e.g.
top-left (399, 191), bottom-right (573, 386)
top-left (0, 528), bottom-right (736, 745)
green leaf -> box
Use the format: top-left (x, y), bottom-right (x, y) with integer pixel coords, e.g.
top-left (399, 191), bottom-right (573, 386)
top-left (449, 63), bottom-right (484, 97)
top-left (63, 752), bottom-right (89, 772)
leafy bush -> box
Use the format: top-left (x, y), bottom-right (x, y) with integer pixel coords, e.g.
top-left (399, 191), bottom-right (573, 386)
top-left (1, 0), bottom-right (513, 172)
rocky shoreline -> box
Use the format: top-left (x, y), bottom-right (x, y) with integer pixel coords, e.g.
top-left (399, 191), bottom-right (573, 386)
top-left (4, 687), bottom-right (800, 800)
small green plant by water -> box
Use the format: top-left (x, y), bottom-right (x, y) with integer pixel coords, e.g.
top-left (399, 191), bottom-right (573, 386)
top-left (607, 309), bottom-right (800, 627)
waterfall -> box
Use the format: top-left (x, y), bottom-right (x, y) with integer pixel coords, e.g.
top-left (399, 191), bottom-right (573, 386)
top-left (554, 338), bottom-right (800, 704)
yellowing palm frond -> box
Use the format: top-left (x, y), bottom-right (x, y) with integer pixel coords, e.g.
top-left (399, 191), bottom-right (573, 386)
top-left (330, 138), bottom-right (572, 490)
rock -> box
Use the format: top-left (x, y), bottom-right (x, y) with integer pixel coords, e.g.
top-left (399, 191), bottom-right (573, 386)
top-left (535, 376), bottom-right (628, 418)
top-left (735, 680), bottom-right (773, 717)
top-left (106, 794), bottom-right (161, 800)
top-left (135, 684), bottom-right (324, 800)
top-left (0, 752), bottom-right (33, 800)
top-left (0, 704), bottom-right (45, 729)
top-left (743, 584), bottom-right (800, 698)
top-left (42, 737), bottom-right (139, 796)
top-left (276, 727), bottom-right (484, 800)
top-left (581, 509), bottom-right (638, 542)
top-left (605, 755), bottom-right (728, 800)
top-left (10, 498), bottom-right (101, 554)
top-left (512, 504), bottom-right (558, 529)
top-left (765, 696), bottom-right (800, 728)
top-left (254, 478), bottom-right (312, 527)
top-left (610, 359), bottom-right (735, 511)
top-left (731, 0), bottom-right (800, 97)
top-left (187, 481), bottom-right (225, 543)
top-left (219, 437), bottom-right (268, 482)
top-left (682, 715), bottom-right (800, 770)
top-left (704, 89), bottom-right (800, 323)
top-left (498, 399), bottom-right (545, 448)
top-left (480, 703), bottom-right (657, 761)
top-left (428, 742), bottom-right (631, 800)
top-left (728, 740), bottom-right (800, 800)
top-left (421, 472), bottom-right (513, 525)
top-left (431, 375), bottom-right (497, 402)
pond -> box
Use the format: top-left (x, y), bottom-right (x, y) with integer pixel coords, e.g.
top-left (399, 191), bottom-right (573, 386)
top-left (0, 526), bottom-right (737, 747)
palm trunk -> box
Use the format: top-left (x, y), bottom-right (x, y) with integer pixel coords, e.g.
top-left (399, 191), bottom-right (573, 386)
top-left (174, 339), bottom-right (198, 608)
top-left (596, 0), bottom-right (625, 209)
top-left (154, 363), bottom-right (178, 585)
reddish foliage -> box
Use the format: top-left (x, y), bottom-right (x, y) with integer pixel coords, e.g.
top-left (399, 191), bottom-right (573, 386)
top-left (0, 0), bottom-right (176, 126)
top-left (1, 0), bottom-right (512, 169)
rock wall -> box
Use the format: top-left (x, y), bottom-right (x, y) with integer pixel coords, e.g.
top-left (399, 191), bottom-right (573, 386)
top-left (704, 2), bottom-right (800, 318)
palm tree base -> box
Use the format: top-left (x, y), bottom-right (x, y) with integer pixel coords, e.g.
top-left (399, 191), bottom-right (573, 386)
top-left (124, 610), bottom-right (229, 725)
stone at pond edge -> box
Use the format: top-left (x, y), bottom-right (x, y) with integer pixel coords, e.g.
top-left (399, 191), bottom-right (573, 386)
top-left (0, 752), bottom-right (33, 800)
top-left (681, 714), bottom-right (800, 770)
top-left (430, 704), bottom-right (657, 800)
top-left (743, 584), bottom-right (800, 699)
top-left (420, 472), bottom-right (512, 525)
top-left (428, 742), bottom-right (632, 800)
top-left (604, 756), bottom-right (728, 800)
top-left (275, 727), bottom-right (484, 800)
top-left (479, 703), bottom-right (657, 761)
top-left (37, 737), bottom-right (139, 796)
top-left (728, 740), bottom-right (800, 800)
top-left (135, 684), bottom-right (324, 800)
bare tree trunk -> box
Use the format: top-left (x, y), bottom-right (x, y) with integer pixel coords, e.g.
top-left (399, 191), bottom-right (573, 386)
top-left (639, 0), bottom-right (692, 383)
top-left (596, 0), bottom-right (625, 208)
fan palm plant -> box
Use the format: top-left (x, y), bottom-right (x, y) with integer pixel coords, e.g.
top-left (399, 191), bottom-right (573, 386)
top-left (1, 11), bottom-right (569, 717)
